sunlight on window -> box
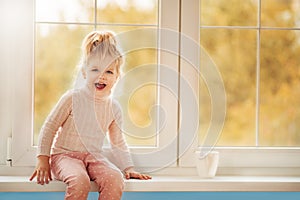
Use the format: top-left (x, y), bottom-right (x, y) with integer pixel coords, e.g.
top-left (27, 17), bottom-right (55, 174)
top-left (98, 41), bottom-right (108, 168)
top-left (35, 0), bottom-right (94, 22)
top-left (97, 0), bottom-right (158, 24)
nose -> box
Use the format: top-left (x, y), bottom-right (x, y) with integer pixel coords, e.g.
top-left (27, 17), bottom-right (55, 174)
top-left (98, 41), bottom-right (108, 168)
top-left (98, 73), bottom-right (106, 81)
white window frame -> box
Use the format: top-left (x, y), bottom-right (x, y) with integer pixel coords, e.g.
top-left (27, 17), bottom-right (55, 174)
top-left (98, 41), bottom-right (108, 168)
top-left (1, 0), bottom-right (35, 166)
top-left (0, 0), bottom-right (16, 166)
top-left (1, 0), bottom-right (300, 176)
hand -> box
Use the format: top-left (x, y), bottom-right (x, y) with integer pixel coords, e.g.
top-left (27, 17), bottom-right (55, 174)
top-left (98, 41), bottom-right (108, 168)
top-left (29, 155), bottom-right (52, 185)
top-left (124, 167), bottom-right (152, 180)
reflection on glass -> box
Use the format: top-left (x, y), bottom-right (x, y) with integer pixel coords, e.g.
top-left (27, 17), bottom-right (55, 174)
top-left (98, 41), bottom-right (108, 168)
top-left (260, 30), bottom-right (300, 146)
top-left (124, 83), bottom-right (157, 146)
top-left (35, 0), bottom-right (94, 22)
top-left (200, 29), bottom-right (257, 146)
top-left (200, 0), bottom-right (258, 26)
top-left (199, 77), bottom-right (212, 145)
top-left (261, 0), bottom-right (300, 27)
top-left (97, 0), bottom-right (158, 24)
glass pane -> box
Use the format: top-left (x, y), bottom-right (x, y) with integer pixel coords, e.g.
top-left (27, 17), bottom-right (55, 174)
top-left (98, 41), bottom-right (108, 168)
top-left (34, 24), bottom-right (93, 144)
top-left (261, 0), bottom-right (300, 28)
top-left (97, 0), bottom-right (158, 24)
top-left (260, 30), bottom-right (300, 146)
top-left (35, 0), bottom-right (94, 22)
top-left (200, 0), bottom-right (258, 26)
top-left (200, 28), bottom-right (257, 146)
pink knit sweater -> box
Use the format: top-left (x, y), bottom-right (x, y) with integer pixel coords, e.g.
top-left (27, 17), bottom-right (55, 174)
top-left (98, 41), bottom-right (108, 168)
top-left (37, 86), bottom-right (133, 171)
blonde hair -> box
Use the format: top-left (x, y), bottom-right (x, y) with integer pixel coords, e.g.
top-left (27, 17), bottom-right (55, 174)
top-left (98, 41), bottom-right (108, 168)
top-left (79, 31), bottom-right (123, 78)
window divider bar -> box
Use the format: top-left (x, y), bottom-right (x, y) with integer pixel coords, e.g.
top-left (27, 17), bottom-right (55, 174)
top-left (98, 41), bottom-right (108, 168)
top-left (255, 0), bottom-right (262, 147)
top-left (94, 0), bottom-right (97, 30)
top-left (35, 21), bottom-right (158, 27)
top-left (200, 26), bottom-right (300, 31)
top-left (177, 0), bottom-right (182, 167)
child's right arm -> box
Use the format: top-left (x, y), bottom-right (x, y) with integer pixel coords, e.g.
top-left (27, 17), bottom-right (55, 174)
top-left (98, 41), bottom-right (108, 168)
top-left (37, 90), bottom-right (73, 156)
top-left (30, 90), bottom-right (73, 185)
top-left (29, 155), bottom-right (52, 185)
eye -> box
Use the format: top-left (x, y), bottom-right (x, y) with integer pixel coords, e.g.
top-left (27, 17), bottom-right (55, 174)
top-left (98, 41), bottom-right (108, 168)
top-left (91, 68), bottom-right (99, 72)
top-left (106, 70), bottom-right (114, 74)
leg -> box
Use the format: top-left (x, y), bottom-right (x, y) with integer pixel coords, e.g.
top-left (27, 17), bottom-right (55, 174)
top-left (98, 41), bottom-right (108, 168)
top-left (51, 153), bottom-right (91, 200)
top-left (86, 157), bottom-right (124, 200)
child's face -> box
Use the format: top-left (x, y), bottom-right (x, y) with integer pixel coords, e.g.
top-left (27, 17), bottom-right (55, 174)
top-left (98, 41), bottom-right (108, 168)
top-left (85, 55), bottom-right (119, 97)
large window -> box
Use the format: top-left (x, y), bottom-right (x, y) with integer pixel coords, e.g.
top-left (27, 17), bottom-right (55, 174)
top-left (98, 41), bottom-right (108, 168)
top-left (1, 0), bottom-right (299, 174)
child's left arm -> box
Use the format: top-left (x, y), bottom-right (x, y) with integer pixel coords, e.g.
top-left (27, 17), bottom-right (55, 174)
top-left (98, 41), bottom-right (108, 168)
top-left (108, 102), bottom-right (152, 180)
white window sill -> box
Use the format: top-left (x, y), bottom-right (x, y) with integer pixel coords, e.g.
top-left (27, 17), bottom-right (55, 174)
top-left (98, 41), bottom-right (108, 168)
top-left (1, 175), bottom-right (300, 192)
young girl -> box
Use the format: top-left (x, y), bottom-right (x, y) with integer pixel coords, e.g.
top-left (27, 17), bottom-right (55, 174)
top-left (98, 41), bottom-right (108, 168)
top-left (30, 31), bottom-right (151, 200)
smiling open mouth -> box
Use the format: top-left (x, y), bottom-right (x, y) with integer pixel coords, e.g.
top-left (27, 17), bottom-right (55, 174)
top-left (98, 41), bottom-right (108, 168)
top-left (95, 83), bottom-right (106, 90)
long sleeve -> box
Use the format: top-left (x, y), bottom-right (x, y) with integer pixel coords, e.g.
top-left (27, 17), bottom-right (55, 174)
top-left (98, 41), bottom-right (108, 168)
top-left (108, 101), bottom-right (134, 171)
top-left (37, 90), bottom-right (73, 156)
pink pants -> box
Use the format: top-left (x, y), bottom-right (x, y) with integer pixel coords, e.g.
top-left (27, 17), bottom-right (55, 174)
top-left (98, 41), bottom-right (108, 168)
top-left (51, 152), bottom-right (124, 200)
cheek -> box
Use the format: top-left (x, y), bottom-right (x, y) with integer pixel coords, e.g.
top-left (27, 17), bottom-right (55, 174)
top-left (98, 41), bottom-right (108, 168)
top-left (86, 73), bottom-right (100, 83)
top-left (109, 75), bottom-right (118, 84)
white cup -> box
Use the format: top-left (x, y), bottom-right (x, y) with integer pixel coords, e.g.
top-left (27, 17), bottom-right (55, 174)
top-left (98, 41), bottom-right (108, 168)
top-left (195, 151), bottom-right (219, 178)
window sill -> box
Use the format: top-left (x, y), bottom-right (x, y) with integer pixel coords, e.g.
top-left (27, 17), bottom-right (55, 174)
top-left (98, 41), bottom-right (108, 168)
top-left (1, 175), bottom-right (300, 192)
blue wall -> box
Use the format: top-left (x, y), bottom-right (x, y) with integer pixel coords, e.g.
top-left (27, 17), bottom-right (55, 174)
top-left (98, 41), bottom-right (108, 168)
top-left (0, 192), bottom-right (300, 200)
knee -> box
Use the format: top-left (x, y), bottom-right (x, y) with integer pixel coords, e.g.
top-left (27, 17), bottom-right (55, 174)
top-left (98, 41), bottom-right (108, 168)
top-left (100, 170), bottom-right (124, 191)
top-left (113, 170), bottom-right (124, 186)
top-left (67, 173), bottom-right (91, 192)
